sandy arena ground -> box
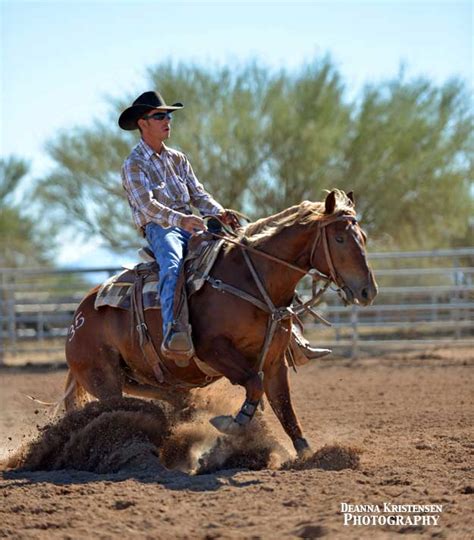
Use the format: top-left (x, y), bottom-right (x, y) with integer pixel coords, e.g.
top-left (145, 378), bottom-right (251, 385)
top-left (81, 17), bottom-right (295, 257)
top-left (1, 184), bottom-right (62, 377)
top-left (0, 347), bottom-right (472, 539)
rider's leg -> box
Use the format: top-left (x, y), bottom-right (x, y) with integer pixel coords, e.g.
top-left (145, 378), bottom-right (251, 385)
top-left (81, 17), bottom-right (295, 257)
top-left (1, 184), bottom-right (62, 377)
top-left (289, 322), bottom-right (331, 365)
top-left (144, 223), bottom-right (192, 355)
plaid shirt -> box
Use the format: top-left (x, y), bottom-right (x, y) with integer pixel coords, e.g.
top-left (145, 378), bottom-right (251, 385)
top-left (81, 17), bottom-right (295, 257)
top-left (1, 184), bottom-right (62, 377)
top-left (121, 139), bottom-right (224, 231)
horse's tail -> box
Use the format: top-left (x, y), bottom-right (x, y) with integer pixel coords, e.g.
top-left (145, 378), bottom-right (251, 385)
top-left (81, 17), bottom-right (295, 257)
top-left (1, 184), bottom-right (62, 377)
top-left (25, 369), bottom-right (82, 417)
top-left (64, 369), bottom-right (91, 413)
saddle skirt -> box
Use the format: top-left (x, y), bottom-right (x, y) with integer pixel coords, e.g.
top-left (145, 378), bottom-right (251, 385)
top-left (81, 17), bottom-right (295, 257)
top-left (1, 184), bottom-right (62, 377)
top-left (94, 235), bottom-right (225, 312)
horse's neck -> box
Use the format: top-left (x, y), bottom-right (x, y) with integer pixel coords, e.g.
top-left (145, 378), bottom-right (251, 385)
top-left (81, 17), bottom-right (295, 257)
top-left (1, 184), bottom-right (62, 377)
top-left (247, 224), bottom-right (313, 306)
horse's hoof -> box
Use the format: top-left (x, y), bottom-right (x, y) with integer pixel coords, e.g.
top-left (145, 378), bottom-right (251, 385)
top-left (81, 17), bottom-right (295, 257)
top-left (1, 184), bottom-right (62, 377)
top-left (209, 415), bottom-right (245, 435)
top-left (297, 446), bottom-right (314, 460)
top-left (294, 437), bottom-right (313, 459)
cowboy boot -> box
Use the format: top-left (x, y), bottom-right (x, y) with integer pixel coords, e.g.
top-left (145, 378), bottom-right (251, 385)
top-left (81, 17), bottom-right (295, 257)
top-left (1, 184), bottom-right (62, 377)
top-left (289, 323), bottom-right (331, 366)
top-left (161, 322), bottom-right (194, 366)
top-left (160, 279), bottom-right (194, 366)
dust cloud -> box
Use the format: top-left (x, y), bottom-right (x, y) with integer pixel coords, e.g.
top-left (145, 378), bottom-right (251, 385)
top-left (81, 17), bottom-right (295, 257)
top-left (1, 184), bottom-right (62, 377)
top-left (3, 386), bottom-right (359, 475)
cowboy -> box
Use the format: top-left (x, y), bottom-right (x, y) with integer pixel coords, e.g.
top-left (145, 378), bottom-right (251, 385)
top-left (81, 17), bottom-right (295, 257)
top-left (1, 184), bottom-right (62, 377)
top-left (119, 90), bottom-right (330, 365)
top-left (119, 91), bottom-right (237, 358)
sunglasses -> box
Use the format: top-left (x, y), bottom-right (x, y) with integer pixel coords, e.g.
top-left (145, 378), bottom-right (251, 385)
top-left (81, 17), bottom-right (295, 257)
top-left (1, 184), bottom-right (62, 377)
top-left (143, 111), bottom-right (173, 121)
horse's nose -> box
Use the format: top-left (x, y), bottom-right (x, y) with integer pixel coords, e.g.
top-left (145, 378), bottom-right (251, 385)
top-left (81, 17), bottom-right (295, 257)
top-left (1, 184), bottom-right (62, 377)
top-left (362, 279), bottom-right (379, 302)
top-left (360, 287), bottom-right (373, 305)
top-left (361, 279), bottom-right (378, 303)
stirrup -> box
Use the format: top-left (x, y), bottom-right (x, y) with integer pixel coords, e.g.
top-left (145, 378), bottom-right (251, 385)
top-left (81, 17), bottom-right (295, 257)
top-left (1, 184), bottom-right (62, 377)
top-left (161, 324), bottom-right (194, 367)
top-left (298, 344), bottom-right (332, 360)
top-left (289, 325), bottom-right (331, 366)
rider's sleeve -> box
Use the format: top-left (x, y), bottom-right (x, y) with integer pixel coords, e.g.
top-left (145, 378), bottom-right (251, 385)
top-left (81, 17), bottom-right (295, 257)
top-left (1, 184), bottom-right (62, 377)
top-left (121, 160), bottom-right (187, 228)
top-left (183, 157), bottom-right (224, 217)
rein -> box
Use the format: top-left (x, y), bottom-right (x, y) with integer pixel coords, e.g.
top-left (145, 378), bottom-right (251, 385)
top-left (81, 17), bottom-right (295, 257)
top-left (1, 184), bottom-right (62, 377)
top-left (207, 212), bottom-right (357, 290)
top-left (207, 230), bottom-right (325, 279)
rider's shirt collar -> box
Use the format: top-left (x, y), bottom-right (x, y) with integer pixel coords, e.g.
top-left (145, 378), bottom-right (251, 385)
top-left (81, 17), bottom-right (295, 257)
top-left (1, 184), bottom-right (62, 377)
top-left (139, 139), bottom-right (170, 161)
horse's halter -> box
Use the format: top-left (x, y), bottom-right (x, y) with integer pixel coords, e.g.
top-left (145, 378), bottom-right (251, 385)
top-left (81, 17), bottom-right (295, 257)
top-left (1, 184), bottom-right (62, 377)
top-left (308, 213), bottom-right (359, 293)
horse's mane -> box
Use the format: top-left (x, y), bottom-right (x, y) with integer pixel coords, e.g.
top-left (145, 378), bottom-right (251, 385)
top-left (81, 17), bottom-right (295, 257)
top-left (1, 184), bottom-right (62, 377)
top-left (242, 189), bottom-right (355, 247)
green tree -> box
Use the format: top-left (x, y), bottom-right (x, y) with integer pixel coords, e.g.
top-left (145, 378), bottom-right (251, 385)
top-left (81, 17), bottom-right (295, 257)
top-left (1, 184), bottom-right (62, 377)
top-left (34, 58), bottom-right (473, 251)
top-left (343, 75), bottom-right (473, 248)
top-left (36, 123), bottom-right (134, 249)
top-left (253, 57), bottom-right (351, 213)
top-left (0, 156), bottom-right (54, 267)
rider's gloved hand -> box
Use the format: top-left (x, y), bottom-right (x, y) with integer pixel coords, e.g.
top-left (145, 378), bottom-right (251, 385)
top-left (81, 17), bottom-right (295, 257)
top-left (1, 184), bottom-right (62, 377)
top-left (180, 215), bottom-right (207, 235)
top-left (219, 210), bottom-right (242, 232)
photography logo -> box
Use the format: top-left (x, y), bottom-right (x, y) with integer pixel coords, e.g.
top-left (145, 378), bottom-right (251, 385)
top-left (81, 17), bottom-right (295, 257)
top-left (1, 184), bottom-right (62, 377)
top-left (340, 503), bottom-right (443, 527)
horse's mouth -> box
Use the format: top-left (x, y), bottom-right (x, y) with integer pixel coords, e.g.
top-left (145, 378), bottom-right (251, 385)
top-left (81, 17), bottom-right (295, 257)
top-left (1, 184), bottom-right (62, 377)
top-left (341, 286), bottom-right (355, 305)
top-left (342, 286), bottom-right (374, 307)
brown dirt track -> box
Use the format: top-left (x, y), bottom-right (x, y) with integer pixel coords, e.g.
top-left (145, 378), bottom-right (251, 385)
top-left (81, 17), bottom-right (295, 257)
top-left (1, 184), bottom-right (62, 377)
top-left (0, 347), bottom-right (472, 539)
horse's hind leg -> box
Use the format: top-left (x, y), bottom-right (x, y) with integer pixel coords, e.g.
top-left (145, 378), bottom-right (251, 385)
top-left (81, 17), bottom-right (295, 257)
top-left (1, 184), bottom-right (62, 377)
top-left (66, 341), bottom-right (123, 409)
top-left (65, 294), bottom-right (125, 410)
top-left (64, 369), bottom-right (91, 412)
top-left (76, 351), bottom-right (122, 402)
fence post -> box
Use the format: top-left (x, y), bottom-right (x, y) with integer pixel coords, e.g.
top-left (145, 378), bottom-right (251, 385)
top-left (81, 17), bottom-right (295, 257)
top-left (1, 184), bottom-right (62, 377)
top-left (351, 304), bottom-right (359, 360)
top-left (0, 271), bottom-right (5, 365)
top-left (38, 309), bottom-right (45, 342)
top-left (7, 282), bottom-right (17, 357)
top-left (453, 256), bottom-right (461, 339)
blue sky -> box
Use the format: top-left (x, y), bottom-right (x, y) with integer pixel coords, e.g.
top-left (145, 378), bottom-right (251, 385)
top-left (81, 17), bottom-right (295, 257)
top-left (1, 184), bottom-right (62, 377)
top-left (0, 0), bottom-right (472, 265)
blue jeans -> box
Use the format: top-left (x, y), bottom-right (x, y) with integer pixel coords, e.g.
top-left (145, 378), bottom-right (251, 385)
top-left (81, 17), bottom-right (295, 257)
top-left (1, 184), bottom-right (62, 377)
top-left (145, 223), bottom-right (191, 334)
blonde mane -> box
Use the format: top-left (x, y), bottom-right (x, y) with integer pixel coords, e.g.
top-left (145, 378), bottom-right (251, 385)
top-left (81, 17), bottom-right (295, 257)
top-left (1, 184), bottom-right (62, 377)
top-left (242, 190), bottom-right (355, 247)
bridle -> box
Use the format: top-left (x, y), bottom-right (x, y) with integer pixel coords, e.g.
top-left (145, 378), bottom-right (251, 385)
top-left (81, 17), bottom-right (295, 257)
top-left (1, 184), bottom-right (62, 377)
top-left (308, 212), bottom-right (359, 299)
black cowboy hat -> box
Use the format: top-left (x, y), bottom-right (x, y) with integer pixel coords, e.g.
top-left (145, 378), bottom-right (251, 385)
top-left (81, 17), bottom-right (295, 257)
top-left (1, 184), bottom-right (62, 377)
top-left (118, 91), bottom-right (183, 130)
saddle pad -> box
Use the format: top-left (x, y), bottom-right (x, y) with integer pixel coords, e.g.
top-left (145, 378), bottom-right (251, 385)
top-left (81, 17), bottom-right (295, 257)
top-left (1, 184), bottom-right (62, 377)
top-left (95, 269), bottom-right (160, 311)
top-left (94, 237), bottom-right (225, 311)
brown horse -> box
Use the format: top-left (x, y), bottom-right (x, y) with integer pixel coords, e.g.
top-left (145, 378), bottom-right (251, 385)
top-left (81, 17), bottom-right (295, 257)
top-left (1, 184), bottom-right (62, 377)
top-left (64, 189), bottom-right (377, 457)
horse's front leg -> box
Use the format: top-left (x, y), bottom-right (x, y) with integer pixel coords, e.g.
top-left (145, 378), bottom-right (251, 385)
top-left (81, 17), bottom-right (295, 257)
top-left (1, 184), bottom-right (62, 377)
top-left (201, 336), bottom-right (264, 435)
top-left (264, 356), bottom-right (313, 459)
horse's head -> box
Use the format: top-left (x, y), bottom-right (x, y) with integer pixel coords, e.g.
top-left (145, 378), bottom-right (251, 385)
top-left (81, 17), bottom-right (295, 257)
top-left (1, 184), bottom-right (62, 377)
top-left (310, 190), bottom-right (378, 306)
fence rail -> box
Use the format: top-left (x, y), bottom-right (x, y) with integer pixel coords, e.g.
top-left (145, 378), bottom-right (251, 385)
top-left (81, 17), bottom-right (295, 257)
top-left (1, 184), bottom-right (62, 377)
top-left (1, 247), bottom-right (473, 365)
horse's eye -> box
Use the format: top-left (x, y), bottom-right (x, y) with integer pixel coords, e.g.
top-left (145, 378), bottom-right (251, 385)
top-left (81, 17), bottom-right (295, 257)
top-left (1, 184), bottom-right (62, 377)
top-left (336, 236), bottom-right (344, 243)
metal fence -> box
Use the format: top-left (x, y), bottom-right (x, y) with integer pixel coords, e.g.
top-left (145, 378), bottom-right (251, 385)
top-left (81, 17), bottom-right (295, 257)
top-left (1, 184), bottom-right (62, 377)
top-left (301, 247), bottom-right (474, 357)
top-left (1, 247), bottom-right (473, 365)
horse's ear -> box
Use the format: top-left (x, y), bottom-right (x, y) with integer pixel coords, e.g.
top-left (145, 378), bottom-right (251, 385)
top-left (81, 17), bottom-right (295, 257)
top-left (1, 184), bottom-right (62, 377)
top-left (347, 191), bottom-right (355, 206)
top-left (325, 190), bottom-right (337, 214)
